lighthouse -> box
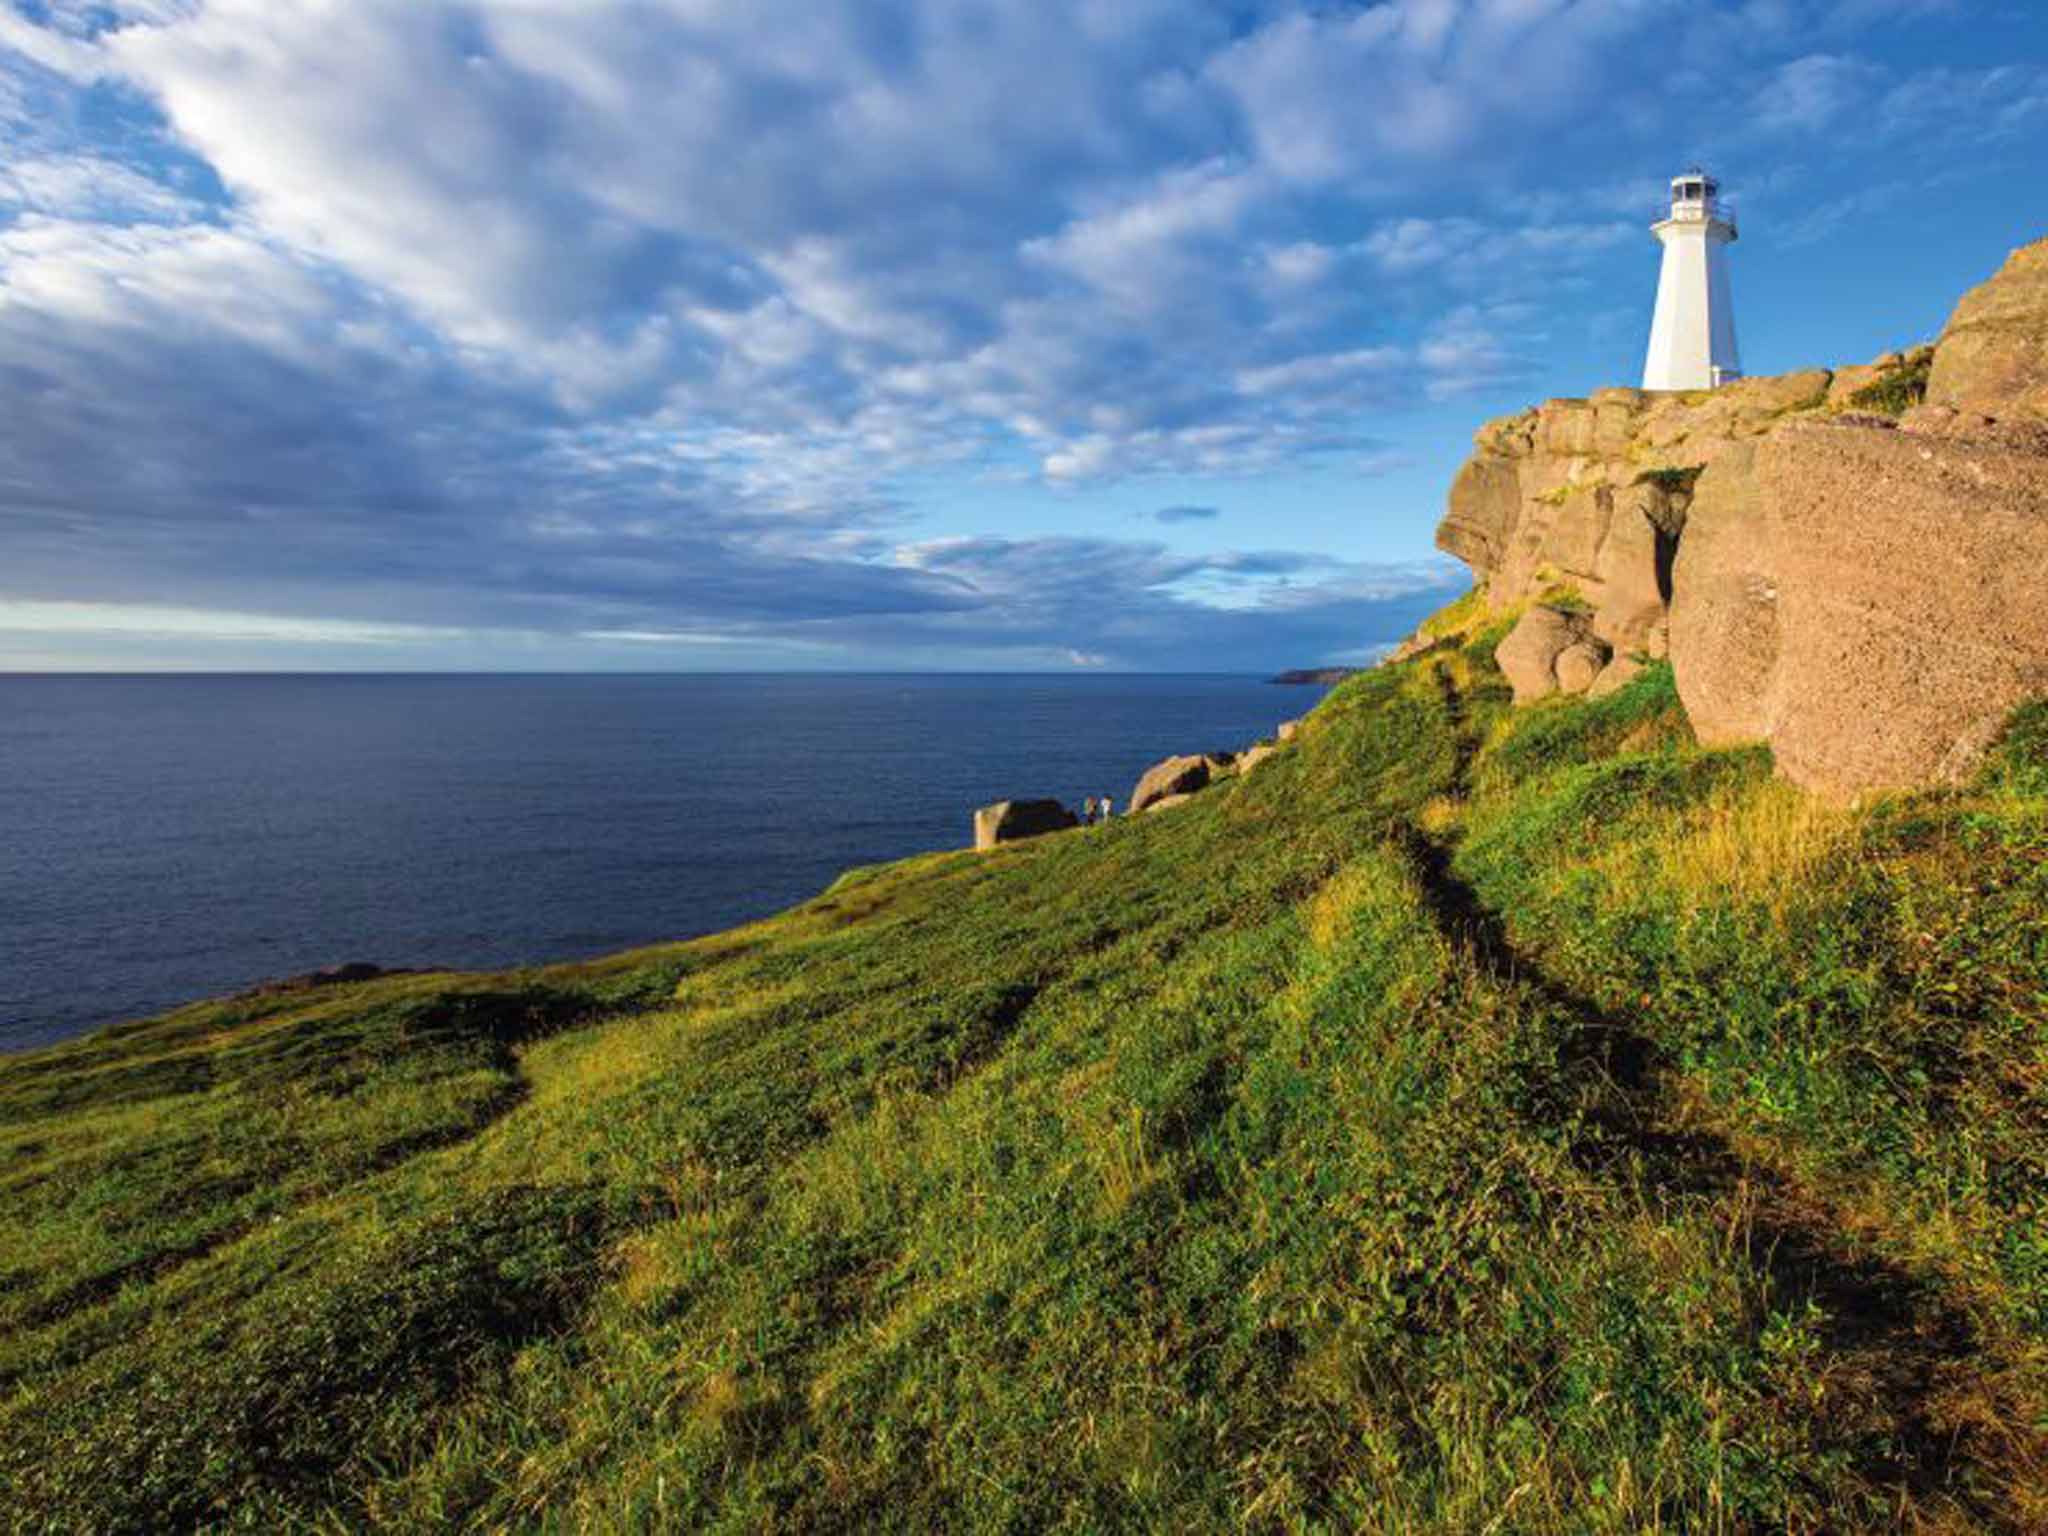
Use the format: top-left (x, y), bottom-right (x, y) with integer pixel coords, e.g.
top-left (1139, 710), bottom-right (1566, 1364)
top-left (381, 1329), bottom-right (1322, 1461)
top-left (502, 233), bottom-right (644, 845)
top-left (1642, 169), bottom-right (1741, 391)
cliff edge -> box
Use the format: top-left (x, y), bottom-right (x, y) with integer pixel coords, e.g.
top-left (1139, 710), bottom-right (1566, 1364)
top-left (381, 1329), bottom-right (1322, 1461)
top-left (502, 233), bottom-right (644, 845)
top-left (1435, 236), bottom-right (2048, 798)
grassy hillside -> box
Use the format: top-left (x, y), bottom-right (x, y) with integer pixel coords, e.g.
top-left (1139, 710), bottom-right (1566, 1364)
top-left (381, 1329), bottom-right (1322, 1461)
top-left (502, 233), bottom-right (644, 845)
top-left (5, 608), bottom-right (2046, 1532)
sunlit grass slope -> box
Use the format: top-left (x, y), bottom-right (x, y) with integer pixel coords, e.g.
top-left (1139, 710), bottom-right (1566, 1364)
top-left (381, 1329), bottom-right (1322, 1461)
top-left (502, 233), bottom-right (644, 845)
top-left (4, 616), bottom-right (2045, 1532)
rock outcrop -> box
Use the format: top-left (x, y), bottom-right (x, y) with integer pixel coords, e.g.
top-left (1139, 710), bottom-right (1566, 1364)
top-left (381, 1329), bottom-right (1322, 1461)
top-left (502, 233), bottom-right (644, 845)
top-left (1435, 371), bottom-right (1837, 692)
top-left (1129, 752), bottom-right (1236, 814)
top-left (1434, 235), bottom-right (2048, 798)
top-left (1926, 238), bottom-right (2048, 422)
top-left (973, 799), bottom-right (1077, 851)
top-left (1237, 741), bottom-right (1280, 777)
top-left (1496, 605), bottom-right (1608, 704)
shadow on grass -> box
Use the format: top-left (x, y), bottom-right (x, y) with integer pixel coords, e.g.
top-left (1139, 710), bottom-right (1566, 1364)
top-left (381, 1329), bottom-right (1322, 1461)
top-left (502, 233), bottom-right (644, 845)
top-left (1391, 659), bottom-right (2017, 1529)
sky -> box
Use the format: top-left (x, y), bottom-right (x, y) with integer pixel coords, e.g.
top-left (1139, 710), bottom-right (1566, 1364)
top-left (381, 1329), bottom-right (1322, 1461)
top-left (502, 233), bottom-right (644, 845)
top-left (2, 0), bottom-right (2045, 672)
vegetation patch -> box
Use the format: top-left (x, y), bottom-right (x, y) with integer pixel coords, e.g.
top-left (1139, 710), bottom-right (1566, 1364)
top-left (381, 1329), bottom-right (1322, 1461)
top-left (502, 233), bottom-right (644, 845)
top-left (1533, 584), bottom-right (1594, 615)
top-left (0, 1184), bottom-right (614, 1528)
top-left (1847, 349), bottom-right (1934, 416)
top-left (1986, 699), bottom-right (2048, 799)
top-left (1472, 658), bottom-right (1694, 797)
top-left (1634, 464), bottom-right (1704, 496)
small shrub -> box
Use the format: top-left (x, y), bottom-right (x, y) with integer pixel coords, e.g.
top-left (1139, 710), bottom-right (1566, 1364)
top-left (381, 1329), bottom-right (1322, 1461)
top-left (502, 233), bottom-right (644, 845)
top-left (1536, 585), bottom-right (1594, 615)
top-left (1634, 465), bottom-right (1704, 497)
top-left (1846, 350), bottom-right (1932, 417)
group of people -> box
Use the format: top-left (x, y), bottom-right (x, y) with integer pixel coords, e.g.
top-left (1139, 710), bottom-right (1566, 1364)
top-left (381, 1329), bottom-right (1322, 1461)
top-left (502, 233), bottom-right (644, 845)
top-left (1080, 795), bottom-right (1116, 825)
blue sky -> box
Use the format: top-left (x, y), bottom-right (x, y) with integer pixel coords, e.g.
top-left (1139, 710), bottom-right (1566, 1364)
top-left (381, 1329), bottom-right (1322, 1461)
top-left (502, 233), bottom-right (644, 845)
top-left (2, 0), bottom-right (2044, 671)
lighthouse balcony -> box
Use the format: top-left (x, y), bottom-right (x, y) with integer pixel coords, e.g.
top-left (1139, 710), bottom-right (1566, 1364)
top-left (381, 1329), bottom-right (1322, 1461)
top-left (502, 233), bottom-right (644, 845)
top-left (1656, 197), bottom-right (1738, 236)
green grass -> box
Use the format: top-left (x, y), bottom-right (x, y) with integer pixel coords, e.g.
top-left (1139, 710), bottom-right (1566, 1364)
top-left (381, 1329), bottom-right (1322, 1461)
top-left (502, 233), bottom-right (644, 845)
top-left (4, 627), bottom-right (2045, 1531)
top-left (1846, 349), bottom-right (1934, 416)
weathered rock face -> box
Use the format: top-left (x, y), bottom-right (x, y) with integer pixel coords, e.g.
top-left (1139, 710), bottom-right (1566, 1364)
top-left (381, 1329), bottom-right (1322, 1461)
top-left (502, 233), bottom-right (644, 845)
top-left (1661, 441), bottom-right (1778, 749)
top-left (1674, 421), bottom-right (2048, 792)
top-left (1435, 235), bottom-right (2048, 798)
top-left (1927, 238), bottom-right (2048, 421)
top-left (1130, 754), bottom-right (1214, 814)
top-left (973, 799), bottom-right (1077, 851)
top-left (1435, 372), bottom-right (1836, 684)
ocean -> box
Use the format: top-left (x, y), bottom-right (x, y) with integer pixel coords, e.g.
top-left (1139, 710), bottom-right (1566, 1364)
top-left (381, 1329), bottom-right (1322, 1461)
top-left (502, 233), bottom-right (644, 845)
top-left (0, 673), bottom-right (1324, 1051)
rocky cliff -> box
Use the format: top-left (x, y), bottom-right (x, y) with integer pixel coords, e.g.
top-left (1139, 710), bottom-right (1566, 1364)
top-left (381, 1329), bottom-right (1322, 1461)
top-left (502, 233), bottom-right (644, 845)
top-left (1435, 237), bottom-right (2048, 798)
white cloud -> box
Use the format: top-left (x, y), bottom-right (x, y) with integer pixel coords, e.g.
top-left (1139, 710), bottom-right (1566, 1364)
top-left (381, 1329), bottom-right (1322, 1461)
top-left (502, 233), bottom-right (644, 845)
top-left (0, 12), bottom-right (106, 81)
top-left (578, 629), bottom-right (767, 646)
top-left (1235, 347), bottom-right (1405, 400)
top-left (0, 155), bottom-right (199, 223)
top-left (49, 0), bottom-right (1675, 492)
top-left (0, 219), bottom-right (340, 356)
top-left (1024, 159), bottom-right (1264, 313)
top-left (1750, 53), bottom-right (1885, 133)
top-left (1207, 0), bottom-right (1675, 188)
top-left (1356, 448), bottom-right (1418, 477)
top-left (0, 600), bottom-right (463, 644)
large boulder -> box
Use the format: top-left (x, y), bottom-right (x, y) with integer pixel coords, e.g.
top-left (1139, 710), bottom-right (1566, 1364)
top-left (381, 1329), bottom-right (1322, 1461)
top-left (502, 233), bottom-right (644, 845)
top-left (1237, 742), bottom-right (1280, 777)
top-left (1130, 754), bottom-right (1214, 813)
top-left (1554, 641), bottom-right (1610, 695)
top-left (973, 799), bottom-right (1077, 851)
top-left (1759, 421), bottom-right (2048, 794)
top-left (1674, 421), bottom-right (2048, 794)
top-left (1926, 237), bottom-right (2048, 421)
top-left (1496, 606), bottom-right (1608, 704)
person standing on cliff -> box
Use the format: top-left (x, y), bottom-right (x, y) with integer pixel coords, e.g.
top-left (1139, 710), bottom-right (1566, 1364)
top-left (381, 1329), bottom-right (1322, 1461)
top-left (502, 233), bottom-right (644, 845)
top-left (1080, 796), bottom-right (1097, 825)
top-left (1099, 795), bottom-right (1114, 821)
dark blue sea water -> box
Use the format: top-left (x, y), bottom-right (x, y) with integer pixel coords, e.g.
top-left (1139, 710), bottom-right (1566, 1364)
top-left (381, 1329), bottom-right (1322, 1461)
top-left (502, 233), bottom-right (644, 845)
top-left (0, 674), bottom-right (1322, 1051)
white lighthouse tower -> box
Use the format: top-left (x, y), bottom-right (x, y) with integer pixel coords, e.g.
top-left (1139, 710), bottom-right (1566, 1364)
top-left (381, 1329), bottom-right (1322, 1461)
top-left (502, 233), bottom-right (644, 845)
top-left (1642, 169), bottom-right (1741, 391)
